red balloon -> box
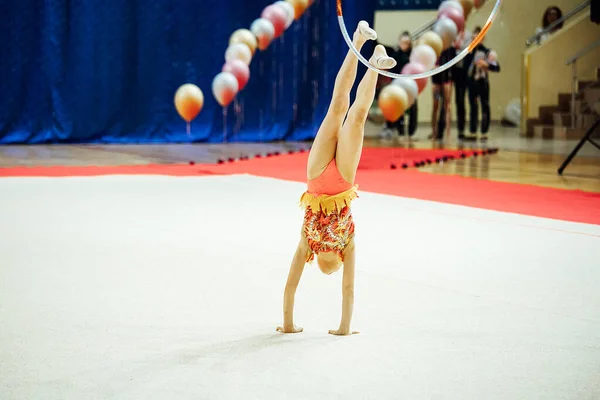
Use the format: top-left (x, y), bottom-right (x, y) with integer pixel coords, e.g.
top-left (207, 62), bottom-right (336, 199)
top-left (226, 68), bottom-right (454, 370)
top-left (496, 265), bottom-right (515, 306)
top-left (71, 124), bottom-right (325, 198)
top-left (439, 7), bottom-right (465, 33)
top-left (401, 63), bottom-right (428, 93)
top-left (222, 60), bottom-right (250, 91)
top-left (261, 5), bottom-right (287, 38)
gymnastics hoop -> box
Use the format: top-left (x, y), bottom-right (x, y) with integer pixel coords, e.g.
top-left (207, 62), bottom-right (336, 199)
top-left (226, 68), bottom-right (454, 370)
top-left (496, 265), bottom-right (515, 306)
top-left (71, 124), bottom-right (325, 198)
top-left (336, 0), bottom-right (503, 79)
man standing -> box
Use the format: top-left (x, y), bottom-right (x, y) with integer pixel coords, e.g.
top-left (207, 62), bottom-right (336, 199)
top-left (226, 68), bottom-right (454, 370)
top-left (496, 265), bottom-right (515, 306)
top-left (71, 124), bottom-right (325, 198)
top-left (452, 30), bottom-right (474, 141)
top-left (466, 26), bottom-right (500, 141)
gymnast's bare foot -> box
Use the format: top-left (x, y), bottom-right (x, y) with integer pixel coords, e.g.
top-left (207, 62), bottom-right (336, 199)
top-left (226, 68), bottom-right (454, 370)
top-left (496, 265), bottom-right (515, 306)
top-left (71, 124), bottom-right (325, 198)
top-left (370, 44), bottom-right (396, 70)
top-left (277, 325), bottom-right (303, 334)
top-left (328, 328), bottom-right (359, 336)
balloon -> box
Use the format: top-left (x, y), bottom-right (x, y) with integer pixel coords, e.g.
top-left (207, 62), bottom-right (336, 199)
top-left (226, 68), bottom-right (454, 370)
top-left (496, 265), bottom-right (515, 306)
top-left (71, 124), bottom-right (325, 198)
top-left (439, 6), bottom-right (465, 33)
top-left (459, 0), bottom-right (475, 17)
top-left (174, 84), bottom-right (204, 122)
top-left (433, 17), bottom-right (458, 50)
top-left (274, 1), bottom-right (295, 28)
top-left (392, 77), bottom-right (419, 106)
top-left (439, 0), bottom-right (464, 14)
top-left (410, 44), bottom-right (438, 71)
top-left (212, 72), bottom-right (239, 107)
top-left (222, 60), bottom-right (250, 91)
top-left (261, 4), bottom-right (287, 38)
top-left (487, 50), bottom-right (498, 63)
top-left (378, 85), bottom-right (409, 123)
top-left (250, 18), bottom-right (275, 51)
top-left (229, 29), bottom-right (258, 56)
top-left (225, 43), bottom-right (252, 65)
top-left (286, 0), bottom-right (309, 20)
top-left (418, 31), bottom-right (444, 57)
top-left (402, 63), bottom-right (428, 93)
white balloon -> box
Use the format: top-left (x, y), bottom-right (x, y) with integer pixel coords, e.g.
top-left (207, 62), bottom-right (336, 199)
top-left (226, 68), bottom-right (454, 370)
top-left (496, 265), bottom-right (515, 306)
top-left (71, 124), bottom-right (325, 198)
top-left (409, 44), bottom-right (438, 71)
top-left (212, 72), bottom-right (239, 107)
top-left (250, 18), bottom-right (275, 51)
top-left (487, 50), bottom-right (498, 63)
top-left (439, 0), bottom-right (464, 15)
top-left (225, 43), bottom-right (252, 65)
top-left (392, 77), bottom-right (419, 106)
top-left (274, 1), bottom-right (295, 29)
top-left (433, 17), bottom-right (458, 49)
top-left (503, 99), bottom-right (521, 126)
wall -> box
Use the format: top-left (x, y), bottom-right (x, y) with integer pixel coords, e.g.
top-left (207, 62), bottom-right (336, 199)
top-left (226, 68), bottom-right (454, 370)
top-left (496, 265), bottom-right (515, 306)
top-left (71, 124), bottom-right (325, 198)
top-left (525, 12), bottom-right (600, 119)
top-left (374, 0), bottom-right (583, 123)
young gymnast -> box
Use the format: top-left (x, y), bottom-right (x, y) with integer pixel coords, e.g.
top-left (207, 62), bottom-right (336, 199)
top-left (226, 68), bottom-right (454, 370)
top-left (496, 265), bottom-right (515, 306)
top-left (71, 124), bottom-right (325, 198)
top-left (276, 21), bottom-right (396, 336)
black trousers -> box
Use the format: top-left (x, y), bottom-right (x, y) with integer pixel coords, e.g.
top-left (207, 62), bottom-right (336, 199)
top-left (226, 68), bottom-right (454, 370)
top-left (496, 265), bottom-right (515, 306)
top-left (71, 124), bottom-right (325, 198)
top-left (435, 85), bottom-right (451, 139)
top-left (387, 101), bottom-right (418, 136)
top-left (454, 78), bottom-right (468, 134)
top-left (468, 79), bottom-right (491, 134)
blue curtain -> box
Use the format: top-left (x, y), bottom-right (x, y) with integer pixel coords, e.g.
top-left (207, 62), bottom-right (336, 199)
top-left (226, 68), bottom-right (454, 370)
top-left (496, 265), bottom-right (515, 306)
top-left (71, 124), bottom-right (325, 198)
top-left (0, 0), bottom-right (375, 144)
top-left (376, 0), bottom-right (442, 11)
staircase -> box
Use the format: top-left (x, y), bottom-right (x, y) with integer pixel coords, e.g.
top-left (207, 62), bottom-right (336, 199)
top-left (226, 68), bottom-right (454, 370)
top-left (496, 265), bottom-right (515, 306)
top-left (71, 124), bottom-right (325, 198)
top-left (525, 66), bottom-right (600, 139)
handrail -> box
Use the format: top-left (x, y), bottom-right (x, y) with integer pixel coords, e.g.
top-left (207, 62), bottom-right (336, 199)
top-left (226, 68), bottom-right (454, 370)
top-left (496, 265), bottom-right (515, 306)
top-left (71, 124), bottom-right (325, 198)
top-left (566, 37), bottom-right (600, 128)
top-left (412, 21), bottom-right (436, 40)
top-left (411, 0), bottom-right (490, 40)
top-left (525, 0), bottom-right (590, 46)
top-left (566, 37), bottom-right (600, 64)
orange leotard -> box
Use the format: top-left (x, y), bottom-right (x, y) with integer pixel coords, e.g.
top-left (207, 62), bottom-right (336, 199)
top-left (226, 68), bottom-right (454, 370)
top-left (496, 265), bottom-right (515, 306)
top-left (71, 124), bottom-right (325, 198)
top-left (299, 158), bottom-right (358, 263)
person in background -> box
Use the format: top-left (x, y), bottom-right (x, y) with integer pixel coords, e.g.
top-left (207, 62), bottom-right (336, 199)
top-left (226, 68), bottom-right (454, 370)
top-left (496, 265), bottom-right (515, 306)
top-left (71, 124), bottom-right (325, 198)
top-left (466, 26), bottom-right (500, 141)
top-left (451, 30), bottom-right (475, 141)
top-left (430, 46), bottom-right (456, 141)
top-left (377, 32), bottom-right (418, 139)
top-left (535, 6), bottom-right (563, 44)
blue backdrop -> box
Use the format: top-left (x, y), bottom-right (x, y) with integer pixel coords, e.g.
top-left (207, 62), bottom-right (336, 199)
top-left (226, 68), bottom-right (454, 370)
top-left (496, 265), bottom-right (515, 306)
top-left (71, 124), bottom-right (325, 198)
top-left (0, 0), bottom-right (375, 144)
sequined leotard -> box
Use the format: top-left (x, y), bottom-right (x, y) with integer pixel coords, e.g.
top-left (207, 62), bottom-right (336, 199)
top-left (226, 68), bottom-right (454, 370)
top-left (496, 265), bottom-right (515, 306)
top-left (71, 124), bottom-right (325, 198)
top-left (299, 158), bottom-right (358, 263)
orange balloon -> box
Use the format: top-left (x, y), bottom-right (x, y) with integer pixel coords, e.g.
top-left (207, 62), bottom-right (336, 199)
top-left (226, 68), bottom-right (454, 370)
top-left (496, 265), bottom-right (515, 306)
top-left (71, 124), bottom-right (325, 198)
top-left (286, 0), bottom-right (309, 20)
top-left (229, 29), bottom-right (258, 56)
top-left (419, 31), bottom-right (444, 58)
top-left (174, 84), bottom-right (204, 123)
top-left (378, 85), bottom-right (409, 123)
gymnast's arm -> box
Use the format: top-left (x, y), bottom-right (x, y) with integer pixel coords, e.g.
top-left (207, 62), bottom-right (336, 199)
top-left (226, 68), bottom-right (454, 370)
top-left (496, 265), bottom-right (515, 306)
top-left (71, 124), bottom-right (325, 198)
top-left (329, 239), bottom-right (358, 336)
top-left (277, 234), bottom-right (308, 334)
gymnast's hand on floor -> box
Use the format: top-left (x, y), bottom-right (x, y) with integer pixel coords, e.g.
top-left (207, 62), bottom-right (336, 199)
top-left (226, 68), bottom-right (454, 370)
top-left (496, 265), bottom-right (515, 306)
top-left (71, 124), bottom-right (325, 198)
top-left (276, 325), bottom-right (304, 334)
top-left (328, 328), bottom-right (359, 336)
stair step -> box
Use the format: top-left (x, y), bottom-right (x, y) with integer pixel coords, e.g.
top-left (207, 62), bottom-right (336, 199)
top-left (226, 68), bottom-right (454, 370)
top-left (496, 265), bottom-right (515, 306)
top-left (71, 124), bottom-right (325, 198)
top-left (578, 80), bottom-right (600, 92)
top-left (552, 112), bottom-right (598, 128)
top-left (579, 113), bottom-right (599, 128)
top-left (557, 94), bottom-right (571, 112)
top-left (584, 88), bottom-right (600, 107)
top-left (553, 112), bottom-right (573, 126)
top-left (538, 105), bottom-right (561, 124)
top-left (533, 124), bottom-right (557, 139)
top-left (525, 118), bottom-right (541, 136)
top-left (557, 93), bottom-right (584, 112)
top-left (533, 124), bottom-right (587, 140)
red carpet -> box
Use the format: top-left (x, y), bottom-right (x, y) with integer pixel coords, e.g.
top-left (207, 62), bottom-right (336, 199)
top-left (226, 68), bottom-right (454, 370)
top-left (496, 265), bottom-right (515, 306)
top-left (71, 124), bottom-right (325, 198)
top-left (1, 148), bottom-right (599, 225)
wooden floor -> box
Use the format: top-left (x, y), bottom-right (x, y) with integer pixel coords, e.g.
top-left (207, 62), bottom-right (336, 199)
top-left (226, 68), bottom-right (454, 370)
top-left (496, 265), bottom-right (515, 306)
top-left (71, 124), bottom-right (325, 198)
top-left (1, 124), bottom-right (599, 193)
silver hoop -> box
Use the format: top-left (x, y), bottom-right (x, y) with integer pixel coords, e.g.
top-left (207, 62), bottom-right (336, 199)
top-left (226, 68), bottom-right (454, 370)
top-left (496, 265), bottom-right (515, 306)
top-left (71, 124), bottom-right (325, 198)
top-left (336, 0), bottom-right (503, 79)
